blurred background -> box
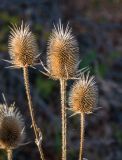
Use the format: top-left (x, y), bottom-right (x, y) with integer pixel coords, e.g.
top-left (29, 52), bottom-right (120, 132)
top-left (0, 0), bottom-right (122, 160)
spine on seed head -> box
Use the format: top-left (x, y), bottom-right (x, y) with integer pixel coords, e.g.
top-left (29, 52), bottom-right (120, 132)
top-left (8, 22), bottom-right (38, 68)
top-left (69, 72), bottom-right (98, 114)
top-left (47, 20), bottom-right (79, 79)
top-left (0, 104), bottom-right (25, 149)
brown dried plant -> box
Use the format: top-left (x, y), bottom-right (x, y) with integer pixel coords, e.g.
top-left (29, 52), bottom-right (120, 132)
top-left (69, 72), bottom-right (98, 160)
top-left (40, 20), bottom-right (87, 160)
top-left (0, 103), bottom-right (25, 160)
top-left (7, 22), bottom-right (45, 160)
top-left (47, 21), bottom-right (79, 80)
top-left (8, 23), bottom-right (38, 68)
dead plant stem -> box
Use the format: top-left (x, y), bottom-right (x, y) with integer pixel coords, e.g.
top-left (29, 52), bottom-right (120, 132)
top-left (79, 113), bottom-right (85, 160)
top-left (23, 67), bottom-right (45, 160)
top-left (7, 149), bottom-right (12, 160)
top-left (60, 79), bottom-right (67, 160)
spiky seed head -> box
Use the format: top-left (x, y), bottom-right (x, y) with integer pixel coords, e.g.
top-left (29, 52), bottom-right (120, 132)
top-left (8, 22), bottom-right (38, 68)
top-left (47, 21), bottom-right (79, 79)
top-left (0, 104), bottom-right (25, 149)
top-left (69, 73), bottom-right (98, 114)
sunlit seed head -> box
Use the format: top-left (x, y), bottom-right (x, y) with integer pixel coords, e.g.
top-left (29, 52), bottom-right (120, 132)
top-left (0, 104), bottom-right (25, 149)
top-left (69, 73), bottom-right (98, 114)
top-left (47, 21), bottom-right (79, 79)
top-left (8, 22), bottom-right (38, 68)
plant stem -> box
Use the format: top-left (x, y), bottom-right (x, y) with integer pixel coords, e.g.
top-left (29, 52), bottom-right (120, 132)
top-left (79, 113), bottom-right (85, 160)
top-left (60, 79), bottom-right (67, 160)
top-left (23, 67), bottom-right (45, 160)
top-left (7, 149), bottom-right (12, 160)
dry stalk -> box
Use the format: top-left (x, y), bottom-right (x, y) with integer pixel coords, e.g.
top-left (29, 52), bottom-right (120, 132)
top-left (79, 113), bottom-right (85, 160)
top-left (60, 79), bottom-right (67, 160)
top-left (69, 73), bottom-right (98, 160)
top-left (7, 149), bottom-right (13, 160)
top-left (41, 21), bottom-right (80, 160)
top-left (8, 22), bottom-right (45, 160)
top-left (23, 67), bottom-right (45, 160)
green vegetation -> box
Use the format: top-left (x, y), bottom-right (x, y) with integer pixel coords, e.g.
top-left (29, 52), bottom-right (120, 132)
top-left (36, 77), bottom-right (56, 99)
top-left (0, 11), bottom-right (19, 52)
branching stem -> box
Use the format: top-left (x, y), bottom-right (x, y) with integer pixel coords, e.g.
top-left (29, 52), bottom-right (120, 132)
top-left (60, 79), bottom-right (67, 160)
top-left (23, 67), bottom-right (45, 160)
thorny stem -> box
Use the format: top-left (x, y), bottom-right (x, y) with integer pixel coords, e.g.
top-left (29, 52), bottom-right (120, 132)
top-left (23, 67), bottom-right (45, 160)
top-left (79, 113), bottom-right (85, 160)
top-left (7, 149), bottom-right (13, 160)
top-left (60, 79), bottom-right (67, 160)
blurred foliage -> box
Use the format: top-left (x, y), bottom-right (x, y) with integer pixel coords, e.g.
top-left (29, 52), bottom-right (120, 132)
top-left (69, 149), bottom-right (76, 160)
top-left (79, 50), bottom-right (100, 75)
top-left (113, 123), bottom-right (122, 144)
top-left (0, 11), bottom-right (18, 23)
top-left (79, 50), bottom-right (97, 69)
top-left (79, 50), bottom-right (121, 78)
top-left (97, 16), bottom-right (109, 23)
top-left (34, 24), bottom-right (43, 33)
top-left (97, 63), bottom-right (107, 77)
top-left (109, 51), bottom-right (121, 61)
top-left (36, 77), bottom-right (56, 99)
top-left (34, 24), bottom-right (43, 40)
top-left (54, 129), bottom-right (61, 155)
top-left (0, 10), bottom-right (50, 52)
top-left (0, 11), bottom-right (19, 52)
top-left (115, 130), bottom-right (122, 144)
top-left (0, 150), bottom-right (7, 160)
top-left (91, 0), bottom-right (100, 9)
top-left (91, 0), bottom-right (120, 8)
top-left (43, 31), bottom-right (50, 41)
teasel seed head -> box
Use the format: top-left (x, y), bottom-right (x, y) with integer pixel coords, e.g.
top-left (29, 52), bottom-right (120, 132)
top-left (47, 21), bottom-right (79, 79)
top-left (69, 72), bottom-right (98, 114)
top-left (0, 104), bottom-right (25, 149)
top-left (8, 22), bottom-right (38, 68)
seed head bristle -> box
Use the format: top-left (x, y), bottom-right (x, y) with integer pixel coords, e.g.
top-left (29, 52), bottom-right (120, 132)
top-left (69, 72), bottom-right (98, 114)
top-left (8, 22), bottom-right (38, 68)
top-left (47, 21), bottom-right (79, 79)
top-left (0, 104), bottom-right (25, 149)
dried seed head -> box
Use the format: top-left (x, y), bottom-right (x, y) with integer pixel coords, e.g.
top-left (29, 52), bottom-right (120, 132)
top-left (8, 22), bottom-right (38, 68)
top-left (69, 73), bottom-right (98, 114)
top-left (0, 104), bottom-right (25, 149)
top-left (47, 21), bottom-right (79, 79)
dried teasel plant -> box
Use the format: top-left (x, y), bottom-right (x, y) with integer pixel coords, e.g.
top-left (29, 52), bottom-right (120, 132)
top-left (40, 20), bottom-right (87, 160)
top-left (7, 22), bottom-right (45, 160)
top-left (46, 21), bottom-right (79, 79)
top-left (69, 72), bottom-right (98, 160)
top-left (8, 22), bottom-right (39, 68)
top-left (0, 102), bottom-right (25, 160)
